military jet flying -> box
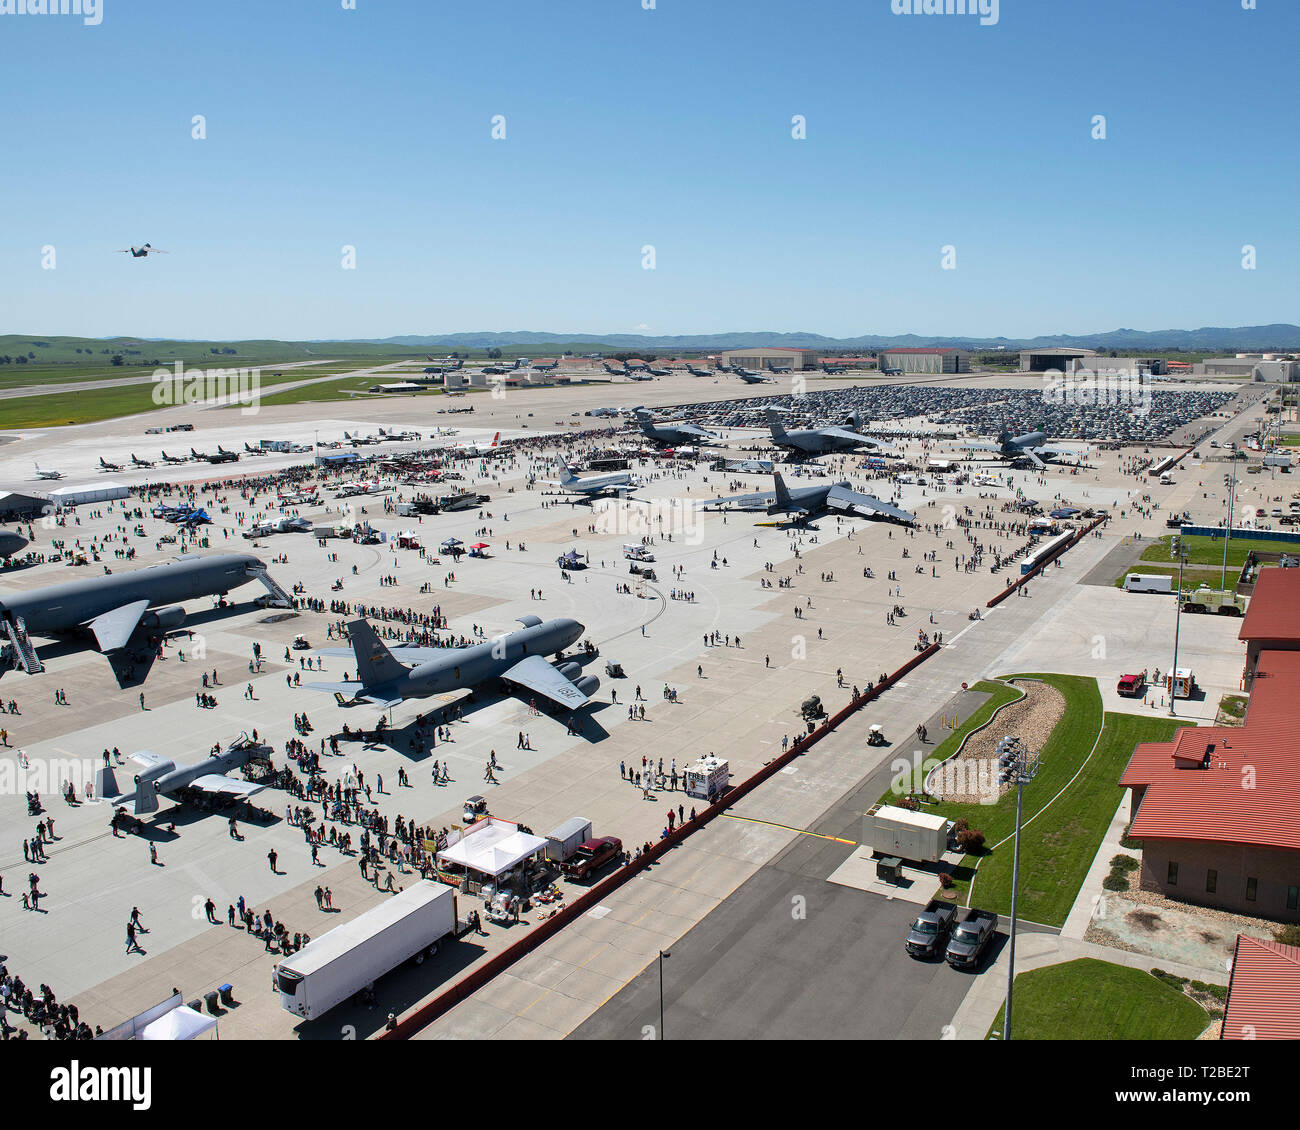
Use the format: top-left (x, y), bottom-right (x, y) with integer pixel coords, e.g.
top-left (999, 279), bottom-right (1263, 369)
top-left (765, 409), bottom-right (889, 456)
top-left (961, 429), bottom-right (1078, 470)
top-left (704, 472), bottom-right (915, 526)
top-left (96, 735), bottom-right (272, 817)
top-left (307, 615), bottom-right (598, 712)
top-left (634, 408), bottom-right (719, 447)
top-left (116, 243), bottom-right (168, 258)
top-left (547, 457), bottom-right (635, 498)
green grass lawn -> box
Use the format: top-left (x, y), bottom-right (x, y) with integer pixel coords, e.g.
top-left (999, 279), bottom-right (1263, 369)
top-left (252, 375), bottom-right (443, 407)
top-left (1140, 533), bottom-right (1292, 567)
top-left (913, 674), bottom-right (1189, 926)
top-left (986, 959), bottom-right (1210, 1040)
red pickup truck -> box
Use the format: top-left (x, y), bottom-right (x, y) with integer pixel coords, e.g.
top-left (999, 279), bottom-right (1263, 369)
top-left (562, 837), bottom-right (622, 881)
top-left (1116, 673), bottom-right (1145, 697)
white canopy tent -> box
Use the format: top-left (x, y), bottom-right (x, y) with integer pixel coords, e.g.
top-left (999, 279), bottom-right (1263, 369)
top-left (437, 819), bottom-right (548, 879)
top-left (138, 1005), bottom-right (217, 1041)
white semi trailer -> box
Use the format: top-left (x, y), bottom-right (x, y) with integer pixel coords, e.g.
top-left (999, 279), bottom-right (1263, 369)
top-left (275, 881), bottom-right (458, 1021)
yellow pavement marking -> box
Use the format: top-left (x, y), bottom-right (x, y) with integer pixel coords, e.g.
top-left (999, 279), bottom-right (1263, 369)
top-left (719, 813), bottom-right (856, 845)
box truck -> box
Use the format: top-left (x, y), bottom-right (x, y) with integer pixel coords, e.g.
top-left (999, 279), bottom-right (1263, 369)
top-left (1124, 573), bottom-right (1173, 594)
top-left (544, 817), bottom-right (593, 863)
top-left (865, 804), bottom-right (953, 864)
top-left (275, 881), bottom-right (458, 1021)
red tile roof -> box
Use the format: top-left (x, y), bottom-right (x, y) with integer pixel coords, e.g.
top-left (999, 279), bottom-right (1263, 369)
top-left (1239, 566), bottom-right (1300, 643)
top-left (1223, 935), bottom-right (1300, 1040)
top-left (1120, 650), bottom-right (1300, 849)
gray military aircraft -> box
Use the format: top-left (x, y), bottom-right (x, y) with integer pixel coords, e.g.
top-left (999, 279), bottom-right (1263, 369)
top-left (736, 369), bottom-right (774, 384)
top-left (704, 472), bottom-right (915, 526)
top-left (765, 409), bottom-right (890, 456)
top-left (547, 457), bottom-right (636, 498)
top-left (634, 408), bottom-right (719, 447)
top-left (0, 552), bottom-right (288, 675)
top-left (96, 734), bottom-right (272, 816)
top-left (307, 615), bottom-right (598, 711)
top-left (243, 516), bottom-right (312, 538)
top-left (962, 429), bottom-right (1078, 469)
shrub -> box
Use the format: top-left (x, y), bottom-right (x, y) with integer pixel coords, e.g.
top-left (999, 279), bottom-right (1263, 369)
top-left (1119, 823), bottom-right (1143, 851)
top-left (956, 828), bottom-right (985, 853)
top-left (937, 871), bottom-right (953, 889)
top-left (1102, 875), bottom-right (1128, 892)
top-left (1109, 854), bottom-right (1140, 872)
top-left (1274, 924), bottom-right (1300, 948)
top-left (952, 817), bottom-right (970, 833)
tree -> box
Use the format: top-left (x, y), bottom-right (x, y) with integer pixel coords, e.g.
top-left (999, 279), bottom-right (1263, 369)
top-left (110, 354), bottom-right (125, 366)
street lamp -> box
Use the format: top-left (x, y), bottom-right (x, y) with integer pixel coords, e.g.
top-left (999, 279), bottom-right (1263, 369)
top-left (1169, 542), bottom-right (1189, 717)
top-left (658, 950), bottom-right (670, 1040)
top-left (997, 735), bottom-right (1040, 1041)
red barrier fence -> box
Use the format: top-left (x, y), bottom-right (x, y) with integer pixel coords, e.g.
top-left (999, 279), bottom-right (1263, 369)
top-left (986, 513), bottom-right (1109, 609)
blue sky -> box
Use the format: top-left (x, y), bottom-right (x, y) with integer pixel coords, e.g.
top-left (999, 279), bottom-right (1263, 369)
top-left (1, 0), bottom-right (1296, 341)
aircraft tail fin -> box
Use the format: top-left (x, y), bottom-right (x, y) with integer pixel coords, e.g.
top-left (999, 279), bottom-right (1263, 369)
top-left (345, 619), bottom-right (408, 688)
top-left (766, 409), bottom-right (788, 437)
top-left (95, 765), bottom-right (120, 801)
top-left (489, 432), bottom-right (499, 448)
top-left (554, 457), bottom-right (577, 483)
top-left (772, 472), bottom-right (793, 510)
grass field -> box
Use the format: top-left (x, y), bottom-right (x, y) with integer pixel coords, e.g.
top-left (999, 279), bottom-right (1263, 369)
top-left (986, 959), bottom-right (1210, 1040)
top-left (251, 374), bottom-right (442, 408)
top-left (913, 674), bottom-right (1189, 926)
top-left (1140, 533), bottom-right (1293, 566)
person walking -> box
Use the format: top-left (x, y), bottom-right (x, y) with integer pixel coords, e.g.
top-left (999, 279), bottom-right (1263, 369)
top-left (126, 922), bottom-right (142, 954)
top-left (267, 849), bottom-right (278, 873)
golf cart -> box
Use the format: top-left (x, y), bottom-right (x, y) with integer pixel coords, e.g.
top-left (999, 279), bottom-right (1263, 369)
top-left (463, 795), bottom-right (488, 823)
top-left (867, 724), bottom-right (888, 747)
top-left (604, 659), bottom-right (625, 678)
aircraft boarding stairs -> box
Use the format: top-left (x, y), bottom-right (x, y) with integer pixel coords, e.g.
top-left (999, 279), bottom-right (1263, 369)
top-left (249, 565), bottom-right (293, 608)
top-left (1, 616), bottom-right (44, 675)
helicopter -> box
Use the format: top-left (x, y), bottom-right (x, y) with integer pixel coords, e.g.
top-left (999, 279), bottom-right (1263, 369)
top-left (116, 243), bottom-right (168, 258)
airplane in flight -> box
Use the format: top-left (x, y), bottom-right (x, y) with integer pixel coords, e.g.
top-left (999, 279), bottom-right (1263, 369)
top-left (962, 429), bottom-right (1078, 469)
top-left (765, 409), bottom-right (890, 457)
top-left (736, 369), bottom-right (773, 384)
top-left (116, 243), bottom-right (168, 258)
top-left (453, 431), bottom-right (500, 457)
top-left (159, 450), bottom-right (189, 464)
top-left (32, 463), bottom-right (63, 480)
top-left (0, 531), bottom-right (28, 558)
top-left (307, 615), bottom-right (598, 712)
top-left (130, 453), bottom-right (156, 468)
top-left (634, 408), bottom-right (719, 447)
top-left (0, 552), bottom-right (288, 676)
top-left (547, 457), bottom-right (636, 498)
top-left (96, 734), bottom-right (273, 817)
top-left (98, 456), bottom-right (124, 472)
top-left (704, 472), bottom-right (915, 526)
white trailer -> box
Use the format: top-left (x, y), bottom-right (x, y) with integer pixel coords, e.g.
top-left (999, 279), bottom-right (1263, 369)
top-left (1124, 573), bottom-right (1173, 594)
top-left (865, 804), bottom-right (953, 864)
top-left (275, 881), bottom-right (457, 1021)
top-left (623, 544), bottom-right (654, 561)
top-left (544, 816), bottom-right (593, 863)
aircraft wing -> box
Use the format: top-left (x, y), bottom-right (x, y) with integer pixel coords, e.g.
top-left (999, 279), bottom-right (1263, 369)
top-left (679, 425), bottom-right (718, 439)
top-left (825, 485), bottom-right (916, 524)
top-left (502, 654), bottom-right (591, 710)
top-left (131, 751), bottom-right (170, 770)
top-left (189, 775), bottom-right (266, 799)
top-left (702, 489), bottom-right (776, 511)
top-left (314, 644), bottom-right (433, 664)
top-left (1033, 444), bottom-right (1077, 457)
top-left (961, 442), bottom-right (1003, 452)
top-left (304, 680), bottom-right (404, 707)
top-left (818, 427), bottom-right (882, 447)
top-left (87, 599), bottom-right (150, 652)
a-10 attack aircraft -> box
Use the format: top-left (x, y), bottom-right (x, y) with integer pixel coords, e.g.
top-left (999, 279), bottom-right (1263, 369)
top-left (307, 616), bottom-right (598, 711)
top-left (96, 735), bottom-right (272, 816)
top-left (961, 429), bottom-right (1078, 469)
top-left (704, 472), bottom-right (915, 526)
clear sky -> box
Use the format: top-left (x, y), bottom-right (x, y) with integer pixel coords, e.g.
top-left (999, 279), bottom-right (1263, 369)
top-left (1, 0), bottom-right (1296, 341)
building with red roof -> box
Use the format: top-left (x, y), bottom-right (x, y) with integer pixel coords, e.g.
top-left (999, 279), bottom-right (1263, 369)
top-left (1239, 566), bottom-right (1300, 680)
top-left (1120, 647), bottom-right (1300, 921)
top-left (1222, 935), bottom-right (1300, 1039)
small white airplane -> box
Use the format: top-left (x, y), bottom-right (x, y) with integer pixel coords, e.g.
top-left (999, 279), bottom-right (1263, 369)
top-left (547, 457), bottom-right (636, 497)
top-left (454, 431), bottom-right (500, 457)
top-left (33, 463), bottom-right (64, 480)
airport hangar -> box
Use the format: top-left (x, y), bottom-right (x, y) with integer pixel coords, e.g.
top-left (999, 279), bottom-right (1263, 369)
top-left (717, 347), bottom-right (819, 371)
top-left (876, 347), bottom-right (971, 374)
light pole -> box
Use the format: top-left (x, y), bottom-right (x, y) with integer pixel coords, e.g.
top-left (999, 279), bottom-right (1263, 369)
top-left (1221, 454), bottom-right (1238, 592)
top-left (997, 735), bottom-right (1040, 1041)
top-left (658, 949), bottom-right (670, 1040)
top-left (1169, 543), bottom-right (1188, 717)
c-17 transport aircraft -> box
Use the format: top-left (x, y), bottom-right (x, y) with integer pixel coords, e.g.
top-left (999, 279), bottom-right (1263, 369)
top-left (704, 472), bottom-right (915, 526)
top-left (765, 408), bottom-right (891, 456)
top-left (961, 429), bottom-right (1079, 469)
top-left (308, 615), bottom-right (598, 712)
top-left (96, 734), bottom-right (272, 817)
top-left (0, 552), bottom-right (289, 676)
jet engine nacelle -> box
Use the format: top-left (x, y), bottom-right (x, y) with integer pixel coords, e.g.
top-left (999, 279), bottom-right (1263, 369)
top-left (556, 661), bottom-right (582, 680)
top-left (141, 605), bottom-right (186, 631)
top-left (130, 760), bottom-right (175, 815)
top-left (573, 675), bottom-right (600, 698)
